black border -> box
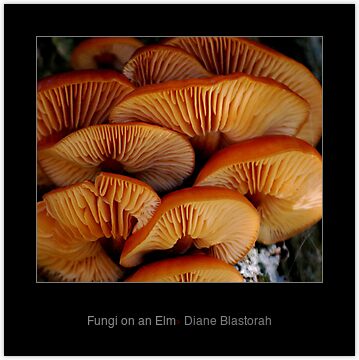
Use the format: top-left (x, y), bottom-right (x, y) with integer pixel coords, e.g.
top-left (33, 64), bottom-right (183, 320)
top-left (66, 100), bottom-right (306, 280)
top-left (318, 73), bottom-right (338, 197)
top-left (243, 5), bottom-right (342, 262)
top-left (5, 4), bottom-right (355, 356)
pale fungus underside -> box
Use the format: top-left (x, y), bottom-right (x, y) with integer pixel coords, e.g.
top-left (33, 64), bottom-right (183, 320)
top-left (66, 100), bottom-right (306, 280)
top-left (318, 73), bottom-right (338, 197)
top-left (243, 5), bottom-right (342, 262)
top-left (37, 70), bottom-right (135, 145)
top-left (110, 73), bottom-right (309, 156)
top-left (37, 201), bottom-right (122, 282)
top-left (38, 173), bottom-right (160, 281)
top-left (195, 136), bottom-right (322, 244)
top-left (38, 123), bottom-right (195, 192)
top-left (163, 36), bottom-right (322, 146)
top-left (123, 44), bottom-right (212, 86)
top-left (121, 186), bottom-right (260, 268)
top-left (125, 254), bottom-right (244, 282)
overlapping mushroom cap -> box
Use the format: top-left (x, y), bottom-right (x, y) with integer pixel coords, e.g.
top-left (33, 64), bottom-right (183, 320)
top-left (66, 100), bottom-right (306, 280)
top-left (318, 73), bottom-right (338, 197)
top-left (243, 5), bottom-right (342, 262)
top-left (71, 37), bottom-right (144, 71)
top-left (163, 36), bottom-right (322, 145)
top-left (125, 254), bottom-right (244, 282)
top-left (110, 73), bottom-right (309, 156)
top-left (43, 172), bottom-right (160, 242)
top-left (38, 172), bottom-right (161, 281)
top-left (120, 186), bottom-right (260, 268)
top-left (38, 123), bottom-right (195, 192)
top-left (195, 135), bottom-right (322, 244)
top-left (37, 201), bottom-right (122, 282)
top-left (123, 44), bottom-right (211, 86)
top-left (37, 70), bottom-right (134, 145)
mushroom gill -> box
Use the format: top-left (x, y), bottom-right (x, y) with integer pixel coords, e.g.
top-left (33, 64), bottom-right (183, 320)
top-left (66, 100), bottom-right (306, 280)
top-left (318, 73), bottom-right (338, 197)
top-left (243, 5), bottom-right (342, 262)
top-left (38, 173), bottom-right (160, 281)
top-left (37, 201), bottom-right (122, 282)
top-left (109, 73), bottom-right (309, 157)
top-left (194, 135), bottom-right (322, 244)
top-left (125, 254), bottom-right (244, 282)
top-left (37, 70), bottom-right (135, 145)
top-left (163, 37), bottom-right (322, 146)
top-left (38, 123), bottom-right (195, 192)
top-left (123, 44), bottom-right (211, 86)
top-left (42, 172), bottom-right (160, 245)
top-left (120, 186), bottom-right (260, 268)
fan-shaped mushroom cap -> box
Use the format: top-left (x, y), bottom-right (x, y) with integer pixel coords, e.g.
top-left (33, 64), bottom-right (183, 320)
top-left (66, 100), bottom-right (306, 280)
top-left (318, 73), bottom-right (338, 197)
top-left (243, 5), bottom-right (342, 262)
top-left (42, 172), bottom-right (160, 244)
top-left (163, 37), bottom-right (322, 145)
top-left (37, 201), bottom-right (122, 282)
top-left (38, 123), bottom-right (194, 192)
top-left (194, 135), bottom-right (322, 244)
top-left (110, 73), bottom-right (309, 157)
top-left (38, 173), bottom-right (160, 281)
top-left (120, 186), bottom-right (260, 268)
top-left (71, 37), bottom-right (144, 71)
top-left (37, 70), bottom-right (134, 145)
top-left (125, 254), bottom-right (244, 282)
top-left (123, 44), bottom-right (211, 86)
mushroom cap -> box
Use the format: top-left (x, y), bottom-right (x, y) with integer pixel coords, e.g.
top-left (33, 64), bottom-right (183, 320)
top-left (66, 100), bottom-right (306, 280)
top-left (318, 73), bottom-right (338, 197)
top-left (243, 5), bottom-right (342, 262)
top-left (71, 37), bottom-right (144, 71)
top-left (109, 73), bottom-right (309, 157)
top-left (194, 135), bottom-right (322, 244)
top-left (42, 172), bottom-right (160, 243)
top-left (38, 122), bottom-right (195, 192)
top-left (123, 44), bottom-right (211, 86)
top-left (163, 37), bottom-right (322, 145)
top-left (37, 69), bottom-right (134, 145)
top-left (125, 254), bottom-right (244, 282)
top-left (120, 186), bottom-right (260, 268)
top-left (37, 201), bottom-right (122, 282)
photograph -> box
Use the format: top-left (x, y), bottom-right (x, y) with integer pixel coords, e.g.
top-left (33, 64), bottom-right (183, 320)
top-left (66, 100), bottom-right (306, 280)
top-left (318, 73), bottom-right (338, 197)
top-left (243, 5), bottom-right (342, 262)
top-left (5, 4), bottom-right (354, 356)
top-left (37, 36), bottom-right (323, 283)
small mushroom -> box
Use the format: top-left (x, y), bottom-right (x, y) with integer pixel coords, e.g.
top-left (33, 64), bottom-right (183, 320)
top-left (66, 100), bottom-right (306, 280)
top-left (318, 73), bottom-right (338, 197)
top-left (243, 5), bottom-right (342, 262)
top-left (71, 37), bottom-right (144, 71)
top-left (37, 201), bottom-right (122, 282)
top-left (42, 172), bottom-right (160, 244)
top-left (163, 37), bottom-right (322, 145)
top-left (125, 254), bottom-right (244, 282)
top-left (38, 123), bottom-right (195, 192)
top-left (37, 69), bottom-right (134, 146)
top-left (110, 73), bottom-right (309, 157)
top-left (194, 135), bottom-right (322, 244)
top-left (120, 186), bottom-right (260, 268)
top-left (123, 44), bottom-right (211, 86)
top-left (38, 172), bottom-right (160, 281)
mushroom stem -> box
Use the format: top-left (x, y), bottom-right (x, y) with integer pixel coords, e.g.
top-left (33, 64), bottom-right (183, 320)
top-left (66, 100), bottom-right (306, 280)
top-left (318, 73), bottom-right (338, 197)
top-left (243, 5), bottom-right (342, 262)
top-left (191, 132), bottom-right (221, 157)
top-left (172, 235), bottom-right (194, 254)
top-left (100, 158), bottom-right (126, 174)
top-left (100, 236), bottom-right (126, 263)
top-left (247, 192), bottom-right (266, 208)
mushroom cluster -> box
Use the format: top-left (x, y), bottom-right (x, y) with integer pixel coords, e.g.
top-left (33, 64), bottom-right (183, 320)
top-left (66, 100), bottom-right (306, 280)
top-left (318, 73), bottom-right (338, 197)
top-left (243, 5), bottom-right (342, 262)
top-left (37, 37), bottom-right (322, 282)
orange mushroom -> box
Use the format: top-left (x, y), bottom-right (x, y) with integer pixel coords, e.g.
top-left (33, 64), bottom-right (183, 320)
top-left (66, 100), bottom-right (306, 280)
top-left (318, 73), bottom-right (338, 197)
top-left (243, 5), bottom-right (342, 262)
top-left (37, 69), bottom-right (134, 146)
top-left (125, 254), bottom-right (244, 282)
top-left (110, 73), bottom-right (309, 157)
top-left (123, 44), bottom-right (211, 86)
top-left (38, 123), bottom-right (195, 192)
top-left (163, 37), bottom-right (322, 145)
top-left (120, 186), bottom-right (260, 268)
top-left (38, 173), bottom-right (160, 281)
top-left (71, 37), bottom-right (144, 71)
top-left (194, 135), bottom-right (322, 244)
top-left (37, 201), bottom-right (122, 282)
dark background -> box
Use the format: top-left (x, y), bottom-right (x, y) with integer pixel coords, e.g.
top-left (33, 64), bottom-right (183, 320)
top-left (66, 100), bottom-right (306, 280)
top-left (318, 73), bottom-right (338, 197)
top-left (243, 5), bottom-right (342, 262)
top-left (5, 4), bottom-right (354, 355)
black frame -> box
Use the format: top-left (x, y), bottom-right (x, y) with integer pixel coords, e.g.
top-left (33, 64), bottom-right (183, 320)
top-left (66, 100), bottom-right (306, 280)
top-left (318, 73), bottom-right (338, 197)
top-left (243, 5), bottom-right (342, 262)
top-left (4, 4), bottom-right (354, 356)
